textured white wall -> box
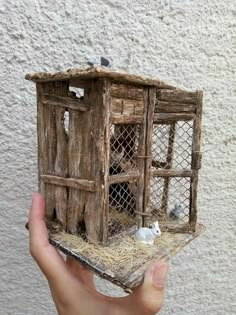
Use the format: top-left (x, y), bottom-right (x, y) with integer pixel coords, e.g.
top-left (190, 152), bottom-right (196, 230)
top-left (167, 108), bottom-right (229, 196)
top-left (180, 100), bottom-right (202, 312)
top-left (0, 0), bottom-right (235, 314)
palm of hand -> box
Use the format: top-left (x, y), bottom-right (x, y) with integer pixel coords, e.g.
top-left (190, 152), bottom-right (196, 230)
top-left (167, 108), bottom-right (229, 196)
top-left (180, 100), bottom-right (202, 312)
top-left (29, 193), bottom-right (169, 315)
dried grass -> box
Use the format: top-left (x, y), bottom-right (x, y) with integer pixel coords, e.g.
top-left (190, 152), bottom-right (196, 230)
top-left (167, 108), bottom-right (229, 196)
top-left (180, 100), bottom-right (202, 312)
top-left (52, 228), bottom-right (186, 273)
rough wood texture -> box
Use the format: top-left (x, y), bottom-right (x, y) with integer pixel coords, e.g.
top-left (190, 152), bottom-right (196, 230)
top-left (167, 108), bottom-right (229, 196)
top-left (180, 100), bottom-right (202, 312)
top-left (110, 115), bottom-right (143, 124)
top-left (154, 113), bottom-right (195, 122)
top-left (151, 169), bottom-right (192, 177)
top-left (190, 91), bottom-right (203, 231)
top-left (191, 151), bottom-right (202, 170)
top-left (26, 66), bottom-right (175, 89)
top-left (108, 170), bottom-right (140, 184)
top-left (67, 79), bottom-right (111, 242)
top-left (111, 98), bottom-right (144, 115)
top-left (157, 89), bottom-right (199, 104)
top-left (41, 175), bottom-right (95, 191)
top-left (143, 87), bottom-right (156, 226)
top-left (86, 79), bottom-right (111, 243)
top-left (155, 101), bottom-right (196, 113)
top-left (43, 94), bottom-right (89, 111)
top-left (54, 101), bottom-right (68, 227)
top-left (37, 81), bottom-right (68, 227)
top-left (67, 103), bottom-right (84, 233)
top-left (135, 95), bottom-right (146, 228)
top-left (111, 83), bottom-right (144, 100)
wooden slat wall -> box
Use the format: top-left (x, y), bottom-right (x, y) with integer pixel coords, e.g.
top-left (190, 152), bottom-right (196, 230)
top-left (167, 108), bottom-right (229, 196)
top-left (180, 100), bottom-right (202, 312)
top-left (37, 79), bottom-right (111, 242)
top-left (37, 81), bottom-right (68, 228)
top-left (67, 79), bottom-right (111, 242)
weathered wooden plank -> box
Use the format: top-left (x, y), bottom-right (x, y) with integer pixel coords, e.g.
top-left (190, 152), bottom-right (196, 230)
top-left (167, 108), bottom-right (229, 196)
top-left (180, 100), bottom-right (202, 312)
top-left (111, 115), bottom-right (143, 124)
top-left (54, 103), bottom-right (68, 228)
top-left (135, 101), bottom-right (147, 227)
top-left (108, 170), bottom-right (140, 184)
top-left (25, 66), bottom-right (176, 89)
top-left (41, 175), bottom-right (96, 191)
top-left (88, 78), bottom-right (111, 243)
top-left (155, 101), bottom-right (196, 113)
top-left (191, 151), bottom-right (202, 170)
top-left (43, 94), bottom-right (89, 111)
top-left (153, 113), bottom-right (195, 122)
top-left (69, 79), bottom-right (110, 242)
top-left (111, 98), bottom-right (144, 115)
top-left (157, 89), bottom-right (199, 104)
top-left (36, 82), bottom-right (58, 219)
top-left (151, 169), bottom-right (192, 177)
top-left (111, 83), bottom-right (144, 100)
top-left (143, 87), bottom-right (156, 226)
top-left (69, 79), bottom-right (86, 89)
top-left (67, 105), bottom-right (83, 234)
top-left (41, 81), bottom-right (69, 228)
top-left (190, 91), bottom-right (203, 231)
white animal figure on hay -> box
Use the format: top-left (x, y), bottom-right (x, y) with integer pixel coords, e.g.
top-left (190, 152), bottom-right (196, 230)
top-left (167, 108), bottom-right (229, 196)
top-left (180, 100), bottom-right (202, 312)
top-left (134, 221), bottom-right (161, 245)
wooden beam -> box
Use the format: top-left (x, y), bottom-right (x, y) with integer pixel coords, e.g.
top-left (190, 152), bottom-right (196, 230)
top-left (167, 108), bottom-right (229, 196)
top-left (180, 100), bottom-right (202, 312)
top-left (151, 169), bottom-right (192, 177)
top-left (154, 113), bottom-right (195, 122)
top-left (190, 90), bottom-right (203, 231)
top-left (155, 101), bottom-right (196, 113)
top-left (41, 175), bottom-right (96, 191)
top-left (111, 114), bottom-right (143, 124)
top-left (43, 94), bottom-right (89, 111)
top-left (109, 170), bottom-right (140, 184)
top-left (69, 79), bottom-right (86, 89)
top-left (111, 98), bottom-right (144, 115)
top-left (111, 83), bottom-right (144, 100)
top-left (157, 89), bottom-right (199, 104)
top-left (143, 87), bottom-right (156, 226)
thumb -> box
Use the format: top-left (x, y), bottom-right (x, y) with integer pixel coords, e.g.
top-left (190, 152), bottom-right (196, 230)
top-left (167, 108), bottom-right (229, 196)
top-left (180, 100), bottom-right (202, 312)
top-left (133, 262), bottom-right (169, 314)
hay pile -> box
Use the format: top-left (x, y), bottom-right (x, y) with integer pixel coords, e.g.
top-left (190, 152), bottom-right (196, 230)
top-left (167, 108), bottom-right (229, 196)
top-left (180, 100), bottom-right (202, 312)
top-left (52, 228), bottom-right (185, 273)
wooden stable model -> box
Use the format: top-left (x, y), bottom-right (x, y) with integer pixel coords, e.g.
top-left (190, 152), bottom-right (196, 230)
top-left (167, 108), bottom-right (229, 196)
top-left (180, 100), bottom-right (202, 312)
top-left (26, 66), bottom-right (204, 291)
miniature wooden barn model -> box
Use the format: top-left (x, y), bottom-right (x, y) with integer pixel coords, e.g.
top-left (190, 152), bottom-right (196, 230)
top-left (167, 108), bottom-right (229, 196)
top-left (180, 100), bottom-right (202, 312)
top-left (26, 67), bottom-right (204, 291)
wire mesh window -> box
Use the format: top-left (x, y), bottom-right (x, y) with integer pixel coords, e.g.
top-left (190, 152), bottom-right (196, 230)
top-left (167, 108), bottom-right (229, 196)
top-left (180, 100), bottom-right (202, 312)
top-left (148, 176), bottom-right (191, 226)
top-left (151, 121), bottom-right (193, 170)
top-left (108, 180), bottom-right (137, 237)
top-left (109, 124), bottom-right (140, 174)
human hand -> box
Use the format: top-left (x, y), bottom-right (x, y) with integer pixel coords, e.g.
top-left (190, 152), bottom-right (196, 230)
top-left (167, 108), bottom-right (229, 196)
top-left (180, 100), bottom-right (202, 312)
top-left (28, 193), bottom-right (169, 315)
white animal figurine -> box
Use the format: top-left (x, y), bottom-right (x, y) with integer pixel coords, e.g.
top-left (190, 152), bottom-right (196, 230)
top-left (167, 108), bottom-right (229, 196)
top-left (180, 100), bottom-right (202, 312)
top-left (134, 221), bottom-right (161, 245)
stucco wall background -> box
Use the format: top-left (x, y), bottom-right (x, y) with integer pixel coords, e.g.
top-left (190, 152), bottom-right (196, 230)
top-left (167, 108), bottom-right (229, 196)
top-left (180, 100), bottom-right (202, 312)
top-left (0, 0), bottom-right (235, 314)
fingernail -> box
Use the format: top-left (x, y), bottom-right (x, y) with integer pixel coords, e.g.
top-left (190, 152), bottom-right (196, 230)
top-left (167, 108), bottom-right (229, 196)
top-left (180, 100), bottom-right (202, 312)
top-left (152, 263), bottom-right (169, 286)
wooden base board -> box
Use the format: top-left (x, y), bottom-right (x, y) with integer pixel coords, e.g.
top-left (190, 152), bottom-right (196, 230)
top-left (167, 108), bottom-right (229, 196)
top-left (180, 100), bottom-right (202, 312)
top-left (47, 223), bottom-right (205, 292)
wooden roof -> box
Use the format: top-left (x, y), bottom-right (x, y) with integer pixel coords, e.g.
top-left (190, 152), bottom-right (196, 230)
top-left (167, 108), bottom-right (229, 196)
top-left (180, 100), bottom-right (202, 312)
top-left (25, 66), bottom-right (174, 88)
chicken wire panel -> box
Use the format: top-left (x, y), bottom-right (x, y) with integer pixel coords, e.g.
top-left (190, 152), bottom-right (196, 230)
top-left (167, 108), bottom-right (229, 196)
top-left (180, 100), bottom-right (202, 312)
top-left (152, 121), bottom-right (193, 170)
top-left (148, 176), bottom-right (191, 225)
top-left (109, 124), bottom-right (140, 174)
top-left (108, 180), bottom-right (137, 237)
